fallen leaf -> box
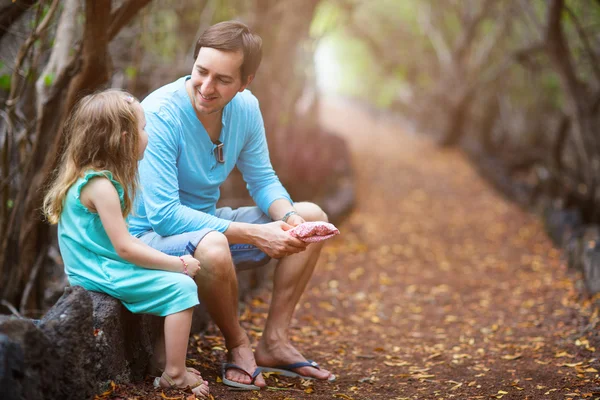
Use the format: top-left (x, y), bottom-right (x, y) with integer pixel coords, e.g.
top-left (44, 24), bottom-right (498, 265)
top-left (333, 394), bottom-right (355, 400)
top-left (160, 393), bottom-right (181, 400)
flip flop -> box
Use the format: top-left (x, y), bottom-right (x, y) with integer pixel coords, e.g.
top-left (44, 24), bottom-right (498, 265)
top-left (221, 362), bottom-right (263, 391)
top-left (259, 360), bottom-right (336, 382)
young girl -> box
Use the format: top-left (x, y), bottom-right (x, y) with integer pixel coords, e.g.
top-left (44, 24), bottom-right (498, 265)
top-left (43, 89), bottom-right (209, 398)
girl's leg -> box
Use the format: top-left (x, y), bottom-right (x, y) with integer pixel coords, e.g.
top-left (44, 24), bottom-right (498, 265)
top-left (161, 308), bottom-right (209, 397)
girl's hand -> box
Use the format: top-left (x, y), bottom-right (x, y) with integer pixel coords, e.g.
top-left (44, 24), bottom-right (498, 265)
top-left (180, 255), bottom-right (201, 278)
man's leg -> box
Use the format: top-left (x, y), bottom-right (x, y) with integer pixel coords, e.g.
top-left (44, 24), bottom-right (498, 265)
top-left (254, 202), bottom-right (333, 380)
top-left (193, 231), bottom-right (266, 387)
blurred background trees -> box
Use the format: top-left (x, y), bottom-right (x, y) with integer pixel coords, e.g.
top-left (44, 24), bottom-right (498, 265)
top-left (0, 0), bottom-right (598, 315)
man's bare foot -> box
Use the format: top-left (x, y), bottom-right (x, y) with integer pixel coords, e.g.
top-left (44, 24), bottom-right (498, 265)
top-left (254, 339), bottom-right (333, 381)
top-left (225, 340), bottom-right (266, 387)
top-left (159, 370), bottom-right (210, 398)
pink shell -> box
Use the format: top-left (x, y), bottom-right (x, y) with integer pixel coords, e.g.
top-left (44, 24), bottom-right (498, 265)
top-left (288, 221), bottom-right (340, 243)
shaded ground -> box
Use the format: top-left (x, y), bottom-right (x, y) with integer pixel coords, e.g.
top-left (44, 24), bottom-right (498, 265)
top-left (108, 99), bottom-right (600, 400)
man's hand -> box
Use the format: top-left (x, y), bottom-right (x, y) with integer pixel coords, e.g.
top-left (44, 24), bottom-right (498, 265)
top-left (253, 221), bottom-right (308, 259)
top-left (285, 213), bottom-right (306, 227)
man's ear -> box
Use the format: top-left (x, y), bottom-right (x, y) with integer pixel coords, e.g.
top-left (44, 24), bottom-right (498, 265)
top-left (239, 74), bottom-right (255, 92)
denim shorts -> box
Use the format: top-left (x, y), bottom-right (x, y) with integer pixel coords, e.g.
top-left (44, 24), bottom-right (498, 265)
top-left (137, 206), bottom-right (272, 271)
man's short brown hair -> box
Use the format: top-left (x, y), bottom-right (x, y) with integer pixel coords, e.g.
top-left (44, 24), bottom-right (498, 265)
top-left (193, 20), bottom-right (262, 83)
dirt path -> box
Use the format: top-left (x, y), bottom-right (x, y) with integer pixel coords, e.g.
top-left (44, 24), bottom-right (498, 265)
top-left (117, 99), bottom-right (599, 400)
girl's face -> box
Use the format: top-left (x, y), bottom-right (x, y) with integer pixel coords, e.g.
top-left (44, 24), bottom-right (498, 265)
top-left (135, 103), bottom-right (148, 160)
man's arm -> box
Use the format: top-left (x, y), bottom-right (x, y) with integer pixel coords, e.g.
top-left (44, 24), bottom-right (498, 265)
top-left (140, 111), bottom-right (233, 236)
top-left (267, 198), bottom-right (305, 226)
top-left (236, 96), bottom-right (293, 218)
top-left (227, 97), bottom-right (306, 257)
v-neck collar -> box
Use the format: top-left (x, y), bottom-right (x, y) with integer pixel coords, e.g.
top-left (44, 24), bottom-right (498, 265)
top-left (181, 76), bottom-right (229, 145)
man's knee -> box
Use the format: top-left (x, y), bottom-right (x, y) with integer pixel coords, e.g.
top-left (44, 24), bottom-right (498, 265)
top-left (194, 231), bottom-right (234, 280)
top-left (295, 202), bottom-right (328, 223)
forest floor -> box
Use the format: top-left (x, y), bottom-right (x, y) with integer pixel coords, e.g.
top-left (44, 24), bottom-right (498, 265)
top-left (109, 98), bottom-right (600, 400)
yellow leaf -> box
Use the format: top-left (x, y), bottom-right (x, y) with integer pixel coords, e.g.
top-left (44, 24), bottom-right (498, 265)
top-left (384, 361), bottom-right (410, 367)
top-left (93, 381), bottom-right (116, 400)
top-left (501, 354), bottom-right (522, 360)
top-left (304, 387), bottom-right (314, 394)
top-left (554, 351), bottom-right (575, 358)
top-left (216, 376), bottom-right (223, 383)
top-left (333, 394), bottom-right (355, 400)
top-left (426, 353), bottom-right (442, 360)
top-left (318, 302), bottom-right (335, 312)
top-left (559, 362), bottom-right (583, 368)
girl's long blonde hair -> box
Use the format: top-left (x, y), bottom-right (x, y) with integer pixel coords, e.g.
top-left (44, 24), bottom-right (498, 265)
top-left (43, 89), bottom-right (141, 224)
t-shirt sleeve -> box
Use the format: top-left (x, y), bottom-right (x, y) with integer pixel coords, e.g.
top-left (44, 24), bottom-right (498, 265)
top-left (236, 97), bottom-right (292, 217)
top-left (139, 110), bottom-right (231, 235)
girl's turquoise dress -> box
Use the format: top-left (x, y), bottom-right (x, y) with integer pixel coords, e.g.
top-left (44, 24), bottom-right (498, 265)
top-left (58, 170), bottom-right (199, 316)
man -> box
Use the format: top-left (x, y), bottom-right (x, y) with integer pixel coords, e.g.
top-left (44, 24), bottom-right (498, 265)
top-left (129, 20), bottom-right (334, 389)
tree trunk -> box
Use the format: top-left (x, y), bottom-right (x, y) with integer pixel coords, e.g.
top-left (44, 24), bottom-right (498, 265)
top-left (439, 89), bottom-right (476, 147)
top-left (0, 0), bottom-right (151, 313)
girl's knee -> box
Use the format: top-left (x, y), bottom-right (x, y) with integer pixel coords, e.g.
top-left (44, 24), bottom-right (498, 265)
top-left (177, 275), bottom-right (198, 296)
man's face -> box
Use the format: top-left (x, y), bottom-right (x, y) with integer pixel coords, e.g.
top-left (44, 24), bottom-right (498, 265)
top-left (188, 47), bottom-right (250, 116)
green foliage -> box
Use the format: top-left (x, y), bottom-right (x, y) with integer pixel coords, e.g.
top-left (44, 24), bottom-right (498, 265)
top-left (0, 74), bottom-right (10, 91)
top-left (125, 66), bottom-right (137, 79)
top-left (540, 72), bottom-right (564, 108)
top-left (142, 12), bottom-right (180, 61)
top-left (43, 73), bottom-right (55, 87)
top-left (313, 0), bottom-right (424, 107)
top-left (311, 1), bottom-right (343, 38)
top-left (316, 31), bottom-right (398, 108)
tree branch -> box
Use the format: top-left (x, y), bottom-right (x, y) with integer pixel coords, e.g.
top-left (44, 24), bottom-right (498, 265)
top-left (564, 5), bottom-right (600, 85)
top-left (107, 0), bottom-right (152, 41)
top-left (545, 0), bottom-right (590, 178)
top-left (417, 2), bottom-right (452, 68)
top-left (454, 0), bottom-right (495, 63)
top-left (36, 0), bottom-right (80, 113)
top-left (0, 0), bottom-right (37, 42)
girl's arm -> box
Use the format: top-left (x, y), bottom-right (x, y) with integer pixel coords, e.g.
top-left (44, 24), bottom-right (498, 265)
top-left (80, 177), bottom-right (186, 273)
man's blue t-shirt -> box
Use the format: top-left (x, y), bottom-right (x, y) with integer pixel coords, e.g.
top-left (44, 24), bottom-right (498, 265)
top-left (128, 76), bottom-right (292, 237)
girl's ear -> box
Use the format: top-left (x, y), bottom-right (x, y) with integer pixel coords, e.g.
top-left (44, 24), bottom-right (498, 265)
top-left (122, 131), bottom-right (128, 137)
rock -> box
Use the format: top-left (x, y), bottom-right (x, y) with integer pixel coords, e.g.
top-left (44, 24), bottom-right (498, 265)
top-left (191, 303), bottom-right (211, 335)
top-left (39, 285), bottom-right (96, 399)
top-left (0, 333), bottom-right (24, 400)
top-left (0, 262), bottom-right (276, 398)
top-left (583, 241), bottom-right (600, 295)
top-left (319, 175), bottom-right (355, 226)
top-left (0, 316), bottom-right (63, 400)
top-left (566, 226), bottom-right (600, 272)
top-left (545, 208), bottom-right (582, 246)
top-left (87, 290), bottom-right (161, 384)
